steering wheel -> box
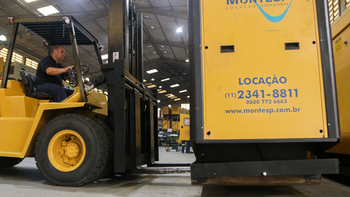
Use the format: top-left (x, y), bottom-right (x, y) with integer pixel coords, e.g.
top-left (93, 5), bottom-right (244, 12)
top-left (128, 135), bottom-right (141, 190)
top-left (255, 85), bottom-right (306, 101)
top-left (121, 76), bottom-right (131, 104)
top-left (67, 65), bottom-right (89, 87)
top-left (80, 65), bottom-right (89, 75)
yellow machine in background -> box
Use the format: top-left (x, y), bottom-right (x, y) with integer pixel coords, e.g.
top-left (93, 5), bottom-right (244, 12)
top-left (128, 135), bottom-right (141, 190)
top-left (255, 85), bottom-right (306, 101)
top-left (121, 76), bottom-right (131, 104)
top-left (162, 106), bottom-right (171, 131)
top-left (189, 0), bottom-right (340, 185)
top-left (161, 107), bottom-right (190, 152)
top-left (179, 114), bottom-right (190, 142)
top-left (0, 57), bottom-right (3, 76)
top-left (161, 106), bottom-right (182, 132)
top-left (324, 5), bottom-right (350, 175)
top-left (171, 106), bottom-right (181, 132)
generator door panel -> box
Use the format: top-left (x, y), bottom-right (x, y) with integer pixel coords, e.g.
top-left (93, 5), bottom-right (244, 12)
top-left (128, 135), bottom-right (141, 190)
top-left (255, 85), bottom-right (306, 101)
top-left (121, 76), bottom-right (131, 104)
top-left (201, 0), bottom-right (326, 139)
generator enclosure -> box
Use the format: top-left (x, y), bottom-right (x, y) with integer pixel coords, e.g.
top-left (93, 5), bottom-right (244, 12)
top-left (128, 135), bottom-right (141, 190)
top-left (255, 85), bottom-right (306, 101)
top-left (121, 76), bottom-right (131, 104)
top-left (179, 114), bottom-right (190, 142)
top-left (325, 7), bottom-right (350, 176)
top-left (189, 0), bottom-right (340, 185)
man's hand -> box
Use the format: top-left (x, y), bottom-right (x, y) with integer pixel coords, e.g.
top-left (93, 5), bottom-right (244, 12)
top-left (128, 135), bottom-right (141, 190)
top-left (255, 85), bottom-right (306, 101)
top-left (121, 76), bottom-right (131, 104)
top-left (64, 65), bottom-right (74, 72)
top-left (46, 65), bottom-right (74, 76)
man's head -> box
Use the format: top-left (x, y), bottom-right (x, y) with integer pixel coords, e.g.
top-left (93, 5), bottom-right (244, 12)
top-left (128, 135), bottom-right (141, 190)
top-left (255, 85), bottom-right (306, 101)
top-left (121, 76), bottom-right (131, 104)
top-left (51, 45), bottom-right (65, 62)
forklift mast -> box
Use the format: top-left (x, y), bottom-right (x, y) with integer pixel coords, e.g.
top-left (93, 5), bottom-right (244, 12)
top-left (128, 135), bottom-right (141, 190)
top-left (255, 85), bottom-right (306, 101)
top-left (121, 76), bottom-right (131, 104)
top-left (103, 0), bottom-right (159, 173)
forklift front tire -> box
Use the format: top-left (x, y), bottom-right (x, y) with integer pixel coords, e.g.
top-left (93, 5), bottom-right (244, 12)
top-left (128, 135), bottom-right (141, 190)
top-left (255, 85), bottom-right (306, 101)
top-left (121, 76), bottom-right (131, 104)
top-left (34, 114), bottom-right (109, 186)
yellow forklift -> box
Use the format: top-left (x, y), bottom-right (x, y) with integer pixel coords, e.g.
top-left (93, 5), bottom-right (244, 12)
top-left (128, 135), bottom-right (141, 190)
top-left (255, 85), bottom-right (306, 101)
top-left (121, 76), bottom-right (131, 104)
top-left (0, 0), bottom-right (162, 186)
top-left (189, 0), bottom-right (340, 185)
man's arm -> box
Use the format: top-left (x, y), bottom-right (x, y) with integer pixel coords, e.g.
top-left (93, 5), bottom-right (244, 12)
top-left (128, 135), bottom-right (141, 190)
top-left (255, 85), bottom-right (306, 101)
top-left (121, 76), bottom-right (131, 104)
top-left (46, 66), bottom-right (74, 76)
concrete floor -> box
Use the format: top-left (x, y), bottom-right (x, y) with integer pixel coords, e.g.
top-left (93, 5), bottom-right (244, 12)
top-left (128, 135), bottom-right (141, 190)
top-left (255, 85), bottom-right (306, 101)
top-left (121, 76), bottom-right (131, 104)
top-left (0, 147), bottom-right (350, 197)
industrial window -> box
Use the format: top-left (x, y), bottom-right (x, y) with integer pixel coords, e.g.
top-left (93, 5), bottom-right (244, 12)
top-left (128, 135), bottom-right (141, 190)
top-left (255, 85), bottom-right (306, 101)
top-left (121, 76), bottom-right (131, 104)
top-left (26, 58), bottom-right (38, 69)
top-left (0, 48), bottom-right (38, 69)
top-left (345, 0), bottom-right (350, 9)
top-left (0, 48), bottom-right (24, 64)
top-left (328, 0), bottom-right (340, 24)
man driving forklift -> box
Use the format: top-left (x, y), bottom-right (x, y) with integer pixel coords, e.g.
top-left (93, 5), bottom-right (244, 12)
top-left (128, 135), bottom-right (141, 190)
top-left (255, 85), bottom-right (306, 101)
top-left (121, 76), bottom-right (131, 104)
top-left (34, 45), bottom-right (74, 102)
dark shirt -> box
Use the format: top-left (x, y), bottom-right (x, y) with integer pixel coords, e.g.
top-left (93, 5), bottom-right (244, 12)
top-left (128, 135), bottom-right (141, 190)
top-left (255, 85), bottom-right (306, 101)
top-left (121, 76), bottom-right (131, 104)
top-left (34, 55), bottom-right (67, 86)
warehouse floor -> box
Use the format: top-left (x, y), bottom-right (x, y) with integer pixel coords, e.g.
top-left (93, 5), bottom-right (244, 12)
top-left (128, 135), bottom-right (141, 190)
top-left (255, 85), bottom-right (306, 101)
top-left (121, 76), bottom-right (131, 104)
top-left (0, 147), bottom-right (350, 197)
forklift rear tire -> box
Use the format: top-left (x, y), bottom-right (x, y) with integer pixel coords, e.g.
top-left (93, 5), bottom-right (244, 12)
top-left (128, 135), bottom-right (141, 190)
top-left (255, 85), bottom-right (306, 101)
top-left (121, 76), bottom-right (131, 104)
top-left (34, 114), bottom-right (109, 186)
top-left (0, 157), bottom-right (24, 168)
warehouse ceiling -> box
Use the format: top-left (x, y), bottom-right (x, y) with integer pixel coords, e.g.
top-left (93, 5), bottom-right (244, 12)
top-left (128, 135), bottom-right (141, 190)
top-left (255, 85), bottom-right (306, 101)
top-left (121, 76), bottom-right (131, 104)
top-left (0, 0), bottom-right (189, 107)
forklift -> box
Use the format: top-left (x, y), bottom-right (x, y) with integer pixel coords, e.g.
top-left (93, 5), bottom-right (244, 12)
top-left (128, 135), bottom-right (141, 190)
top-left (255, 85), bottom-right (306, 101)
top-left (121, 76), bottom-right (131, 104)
top-left (0, 0), bottom-right (161, 186)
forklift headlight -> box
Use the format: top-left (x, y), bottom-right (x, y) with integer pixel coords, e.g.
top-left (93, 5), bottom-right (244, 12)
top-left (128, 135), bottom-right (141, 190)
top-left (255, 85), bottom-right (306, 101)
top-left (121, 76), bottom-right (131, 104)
top-left (62, 16), bottom-right (70, 26)
top-left (98, 45), bottom-right (104, 52)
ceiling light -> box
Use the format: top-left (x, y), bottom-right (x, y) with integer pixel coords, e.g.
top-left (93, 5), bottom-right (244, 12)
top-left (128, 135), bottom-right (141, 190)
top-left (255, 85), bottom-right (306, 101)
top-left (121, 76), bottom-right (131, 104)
top-left (185, 59), bottom-right (189, 63)
top-left (157, 100), bottom-right (160, 103)
top-left (146, 69), bottom-right (158, 74)
top-left (101, 54), bottom-right (108, 60)
top-left (37, 5), bottom-right (59, 16)
top-left (176, 27), bottom-right (183, 33)
top-left (159, 86), bottom-right (162, 88)
top-left (163, 51), bottom-right (168, 54)
top-left (147, 45), bottom-right (152, 48)
top-left (159, 45), bottom-right (165, 48)
top-left (159, 90), bottom-right (167, 93)
top-left (179, 89), bottom-right (187, 93)
top-left (143, 15), bottom-right (150, 19)
top-left (147, 85), bottom-right (156, 88)
top-left (174, 98), bottom-right (181, 101)
top-left (168, 105), bottom-right (171, 107)
top-left (0, 35), bottom-right (6, 41)
top-left (62, 16), bottom-right (70, 25)
top-left (151, 51), bottom-right (156, 54)
top-left (151, 78), bottom-right (155, 81)
top-left (161, 78), bottom-right (170, 82)
top-left (25, 0), bottom-right (37, 2)
top-left (170, 84), bottom-right (179, 88)
top-left (165, 94), bottom-right (173, 97)
top-left (143, 79), bottom-right (147, 82)
top-left (187, 96), bottom-right (190, 98)
top-left (148, 26), bottom-right (155, 29)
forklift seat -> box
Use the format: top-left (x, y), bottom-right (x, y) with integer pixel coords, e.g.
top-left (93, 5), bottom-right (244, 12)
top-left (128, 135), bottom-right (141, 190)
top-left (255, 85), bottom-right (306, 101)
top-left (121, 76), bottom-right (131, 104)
top-left (20, 70), bottom-right (53, 99)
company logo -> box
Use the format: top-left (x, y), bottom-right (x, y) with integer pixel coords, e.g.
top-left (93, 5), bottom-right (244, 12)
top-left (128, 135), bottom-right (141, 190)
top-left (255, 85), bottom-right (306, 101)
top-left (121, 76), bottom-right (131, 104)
top-left (226, 0), bottom-right (293, 23)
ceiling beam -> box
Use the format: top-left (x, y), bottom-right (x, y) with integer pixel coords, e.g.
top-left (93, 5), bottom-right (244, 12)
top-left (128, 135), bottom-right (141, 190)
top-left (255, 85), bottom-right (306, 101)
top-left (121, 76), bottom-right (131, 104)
top-left (63, 51), bottom-right (98, 63)
top-left (144, 39), bottom-right (187, 49)
top-left (136, 7), bottom-right (187, 19)
top-left (12, 0), bottom-right (41, 17)
top-left (144, 59), bottom-right (189, 67)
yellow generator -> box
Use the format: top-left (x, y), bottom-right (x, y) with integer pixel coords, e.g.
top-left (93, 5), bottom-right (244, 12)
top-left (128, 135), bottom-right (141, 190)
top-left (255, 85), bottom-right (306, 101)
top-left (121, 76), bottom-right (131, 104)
top-left (324, 5), bottom-right (350, 176)
top-left (179, 114), bottom-right (190, 142)
top-left (171, 106), bottom-right (181, 133)
top-left (162, 106), bottom-right (171, 131)
top-left (189, 0), bottom-right (340, 185)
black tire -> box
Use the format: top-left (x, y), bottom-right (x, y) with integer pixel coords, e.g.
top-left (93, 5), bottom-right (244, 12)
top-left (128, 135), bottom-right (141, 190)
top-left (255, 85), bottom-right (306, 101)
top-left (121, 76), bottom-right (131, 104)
top-left (34, 114), bottom-right (109, 186)
top-left (91, 118), bottom-right (114, 179)
top-left (0, 157), bottom-right (24, 168)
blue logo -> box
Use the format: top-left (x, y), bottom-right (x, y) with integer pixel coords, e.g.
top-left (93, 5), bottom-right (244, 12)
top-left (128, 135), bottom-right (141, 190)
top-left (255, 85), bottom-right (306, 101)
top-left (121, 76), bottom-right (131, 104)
top-left (226, 0), bottom-right (293, 23)
top-left (255, 0), bottom-right (293, 23)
